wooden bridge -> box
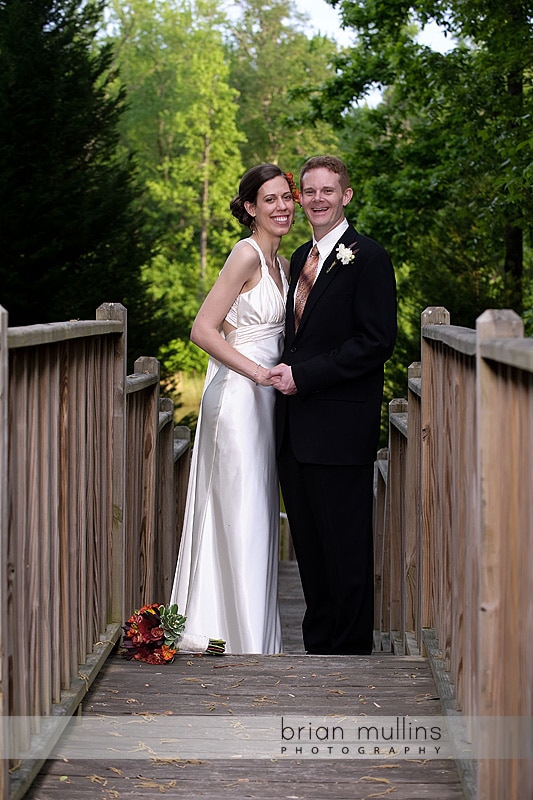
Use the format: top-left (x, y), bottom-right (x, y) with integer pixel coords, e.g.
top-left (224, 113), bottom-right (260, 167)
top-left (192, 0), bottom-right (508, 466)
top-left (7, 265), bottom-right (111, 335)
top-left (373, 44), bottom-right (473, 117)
top-left (1, 303), bottom-right (532, 800)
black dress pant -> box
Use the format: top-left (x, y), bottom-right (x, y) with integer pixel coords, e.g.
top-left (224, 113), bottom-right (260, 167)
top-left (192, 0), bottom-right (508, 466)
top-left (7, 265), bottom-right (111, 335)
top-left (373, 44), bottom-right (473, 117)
top-left (278, 438), bottom-right (374, 655)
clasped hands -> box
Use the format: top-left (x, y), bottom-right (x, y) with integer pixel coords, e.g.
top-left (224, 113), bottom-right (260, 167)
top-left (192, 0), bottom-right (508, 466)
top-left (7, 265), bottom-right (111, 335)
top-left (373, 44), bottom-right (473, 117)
top-left (266, 363), bottom-right (297, 395)
top-left (253, 362), bottom-right (296, 394)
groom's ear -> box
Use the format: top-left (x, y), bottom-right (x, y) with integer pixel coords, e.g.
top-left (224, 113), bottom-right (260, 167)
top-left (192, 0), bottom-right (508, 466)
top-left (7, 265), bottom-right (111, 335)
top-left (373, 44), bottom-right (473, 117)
top-left (342, 187), bottom-right (354, 206)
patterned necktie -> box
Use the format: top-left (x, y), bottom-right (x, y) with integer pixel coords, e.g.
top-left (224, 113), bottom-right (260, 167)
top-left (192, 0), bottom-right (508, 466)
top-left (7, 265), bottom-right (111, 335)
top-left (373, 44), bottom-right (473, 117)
top-left (294, 244), bottom-right (319, 331)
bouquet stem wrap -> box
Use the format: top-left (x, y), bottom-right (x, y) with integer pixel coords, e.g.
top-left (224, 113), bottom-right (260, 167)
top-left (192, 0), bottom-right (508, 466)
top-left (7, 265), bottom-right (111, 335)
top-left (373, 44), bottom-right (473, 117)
top-left (179, 631), bottom-right (209, 652)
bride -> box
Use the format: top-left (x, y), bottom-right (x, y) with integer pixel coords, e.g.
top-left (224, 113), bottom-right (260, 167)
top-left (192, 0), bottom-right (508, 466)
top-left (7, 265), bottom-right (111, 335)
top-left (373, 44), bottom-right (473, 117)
top-left (170, 164), bottom-right (297, 653)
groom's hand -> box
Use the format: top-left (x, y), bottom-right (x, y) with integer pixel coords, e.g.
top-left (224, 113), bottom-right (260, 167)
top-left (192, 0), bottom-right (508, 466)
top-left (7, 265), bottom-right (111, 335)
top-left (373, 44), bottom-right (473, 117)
top-left (268, 364), bottom-right (297, 395)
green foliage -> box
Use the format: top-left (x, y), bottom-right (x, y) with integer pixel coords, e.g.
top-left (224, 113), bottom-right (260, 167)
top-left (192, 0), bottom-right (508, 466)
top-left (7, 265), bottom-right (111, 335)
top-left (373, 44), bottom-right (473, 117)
top-left (226, 0), bottom-right (341, 168)
top-left (106, 0), bottom-right (246, 377)
top-left (105, 0), bottom-right (348, 380)
top-left (158, 603), bottom-right (186, 649)
top-left (0, 0), bottom-right (160, 360)
top-left (314, 0), bottom-right (533, 411)
top-left (225, 0), bottom-right (346, 253)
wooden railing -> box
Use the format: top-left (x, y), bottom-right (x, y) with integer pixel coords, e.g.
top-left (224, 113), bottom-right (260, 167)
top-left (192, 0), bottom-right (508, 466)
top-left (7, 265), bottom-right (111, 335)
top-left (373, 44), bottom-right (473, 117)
top-left (374, 307), bottom-right (533, 800)
top-left (0, 303), bottom-right (190, 800)
top-left (2, 300), bottom-right (531, 799)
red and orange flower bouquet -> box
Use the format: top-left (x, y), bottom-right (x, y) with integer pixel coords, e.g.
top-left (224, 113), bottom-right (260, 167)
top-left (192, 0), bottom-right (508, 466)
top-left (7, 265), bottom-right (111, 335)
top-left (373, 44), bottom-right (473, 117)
top-left (122, 603), bottom-right (225, 664)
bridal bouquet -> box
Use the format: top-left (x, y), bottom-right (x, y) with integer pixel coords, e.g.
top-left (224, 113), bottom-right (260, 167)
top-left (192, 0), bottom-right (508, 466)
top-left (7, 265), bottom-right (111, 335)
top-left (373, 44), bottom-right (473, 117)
top-left (121, 603), bottom-right (225, 664)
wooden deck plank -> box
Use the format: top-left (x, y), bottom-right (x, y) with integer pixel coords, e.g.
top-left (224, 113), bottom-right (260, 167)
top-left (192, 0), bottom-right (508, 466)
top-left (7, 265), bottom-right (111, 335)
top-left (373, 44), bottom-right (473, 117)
top-left (76, 655), bottom-right (442, 717)
top-left (24, 759), bottom-right (465, 799)
top-left (24, 562), bottom-right (465, 799)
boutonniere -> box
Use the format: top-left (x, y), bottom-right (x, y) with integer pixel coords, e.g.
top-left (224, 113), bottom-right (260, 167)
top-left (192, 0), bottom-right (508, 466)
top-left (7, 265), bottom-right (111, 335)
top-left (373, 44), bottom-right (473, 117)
top-left (326, 242), bottom-right (359, 273)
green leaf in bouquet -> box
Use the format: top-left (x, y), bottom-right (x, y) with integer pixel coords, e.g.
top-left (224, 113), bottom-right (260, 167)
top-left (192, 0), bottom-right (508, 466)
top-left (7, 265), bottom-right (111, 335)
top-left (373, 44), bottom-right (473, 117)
top-left (159, 603), bottom-right (186, 649)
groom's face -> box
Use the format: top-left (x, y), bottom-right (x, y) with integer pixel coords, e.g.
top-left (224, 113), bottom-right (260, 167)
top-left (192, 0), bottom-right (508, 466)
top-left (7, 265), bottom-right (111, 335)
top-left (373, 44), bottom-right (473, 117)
top-left (300, 168), bottom-right (353, 240)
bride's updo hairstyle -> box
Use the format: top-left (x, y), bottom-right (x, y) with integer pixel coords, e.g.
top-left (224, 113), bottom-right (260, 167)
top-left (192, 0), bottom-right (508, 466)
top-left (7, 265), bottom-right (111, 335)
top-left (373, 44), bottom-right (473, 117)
top-left (230, 163), bottom-right (286, 229)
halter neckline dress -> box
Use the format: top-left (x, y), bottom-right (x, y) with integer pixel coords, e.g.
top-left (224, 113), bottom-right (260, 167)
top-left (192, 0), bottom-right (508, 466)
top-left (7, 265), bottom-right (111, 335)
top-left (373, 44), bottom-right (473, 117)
top-left (170, 237), bottom-right (288, 653)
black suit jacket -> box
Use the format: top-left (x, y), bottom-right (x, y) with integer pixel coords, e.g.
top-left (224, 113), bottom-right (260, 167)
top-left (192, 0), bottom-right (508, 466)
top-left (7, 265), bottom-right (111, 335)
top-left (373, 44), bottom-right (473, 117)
top-left (275, 223), bottom-right (397, 465)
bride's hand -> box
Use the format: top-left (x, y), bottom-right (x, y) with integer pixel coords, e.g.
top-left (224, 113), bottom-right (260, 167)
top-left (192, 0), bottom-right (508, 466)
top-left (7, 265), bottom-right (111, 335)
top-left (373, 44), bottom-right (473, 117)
top-left (253, 364), bottom-right (272, 387)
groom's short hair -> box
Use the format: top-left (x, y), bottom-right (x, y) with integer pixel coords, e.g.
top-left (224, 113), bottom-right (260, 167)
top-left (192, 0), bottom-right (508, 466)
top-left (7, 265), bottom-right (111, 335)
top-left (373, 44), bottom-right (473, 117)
top-left (300, 156), bottom-right (351, 192)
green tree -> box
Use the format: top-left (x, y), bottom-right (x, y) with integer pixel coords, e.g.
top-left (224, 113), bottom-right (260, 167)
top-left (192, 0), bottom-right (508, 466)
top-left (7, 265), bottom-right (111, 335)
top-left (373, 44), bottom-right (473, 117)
top-left (317, 0), bottom-right (533, 319)
top-left (225, 0), bottom-right (346, 252)
top-left (0, 0), bottom-right (157, 356)
top-left (107, 0), bottom-right (245, 375)
top-left (301, 0), bottom-right (533, 428)
top-left (226, 0), bottom-right (340, 166)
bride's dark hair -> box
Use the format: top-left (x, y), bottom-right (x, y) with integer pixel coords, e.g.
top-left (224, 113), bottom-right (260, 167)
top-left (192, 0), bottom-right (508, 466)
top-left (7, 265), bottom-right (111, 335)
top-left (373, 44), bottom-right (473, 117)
top-left (230, 164), bottom-right (286, 228)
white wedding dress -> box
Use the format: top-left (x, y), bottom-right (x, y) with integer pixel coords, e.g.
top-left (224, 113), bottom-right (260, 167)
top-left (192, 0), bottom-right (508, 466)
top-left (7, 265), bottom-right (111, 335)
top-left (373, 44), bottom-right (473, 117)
top-left (170, 238), bottom-right (287, 653)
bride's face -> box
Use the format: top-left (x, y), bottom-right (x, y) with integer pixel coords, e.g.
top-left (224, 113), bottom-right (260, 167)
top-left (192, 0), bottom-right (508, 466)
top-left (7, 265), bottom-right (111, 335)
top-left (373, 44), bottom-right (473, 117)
top-left (246, 176), bottom-right (295, 237)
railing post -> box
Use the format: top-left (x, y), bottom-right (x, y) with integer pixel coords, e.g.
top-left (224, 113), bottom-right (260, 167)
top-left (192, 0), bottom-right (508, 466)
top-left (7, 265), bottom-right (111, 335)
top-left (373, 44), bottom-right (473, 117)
top-left (420, 307), bottom-right (450, 638)
top-left (476, 309), bottom-right (523, 799)
top-left (133, 356), bottom-right (160, 606)
top-left (0, 307), bottom-right (9, 799)
top-left (155, 396), bottom-right (177, 602)
top-left (406, 362), bottom-right (422, 653)
top-left (173, 425), bottom-right (191, 561)
top-left (388, 397), bottom-right (408, 654)
top-left (373, 447), bottom-right (389, 651)
top-left (96, 303), bottom-right (127, 625)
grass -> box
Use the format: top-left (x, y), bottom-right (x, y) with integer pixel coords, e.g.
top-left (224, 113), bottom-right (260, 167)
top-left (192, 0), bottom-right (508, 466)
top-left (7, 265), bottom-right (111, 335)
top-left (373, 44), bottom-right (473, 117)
top-left (161, 371), bottom-right (204, 428)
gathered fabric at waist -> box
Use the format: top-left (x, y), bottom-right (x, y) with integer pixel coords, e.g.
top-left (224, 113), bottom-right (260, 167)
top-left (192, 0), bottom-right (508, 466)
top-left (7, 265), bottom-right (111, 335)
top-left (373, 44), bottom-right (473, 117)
top-left (226, 321), bottom-right (284, 347)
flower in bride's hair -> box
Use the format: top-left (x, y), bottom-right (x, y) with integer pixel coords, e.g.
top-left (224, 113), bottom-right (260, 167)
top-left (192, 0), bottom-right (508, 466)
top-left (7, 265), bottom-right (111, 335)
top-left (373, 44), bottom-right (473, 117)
top-left (121, 603), bottom-right (225, 663)
top-left (284, 172), bottom-right (301, 205)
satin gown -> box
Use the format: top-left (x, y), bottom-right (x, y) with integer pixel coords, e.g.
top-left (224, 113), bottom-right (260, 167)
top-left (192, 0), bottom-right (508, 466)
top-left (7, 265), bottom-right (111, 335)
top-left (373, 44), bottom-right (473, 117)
top-left (170, 238), bottom-right (288, 653)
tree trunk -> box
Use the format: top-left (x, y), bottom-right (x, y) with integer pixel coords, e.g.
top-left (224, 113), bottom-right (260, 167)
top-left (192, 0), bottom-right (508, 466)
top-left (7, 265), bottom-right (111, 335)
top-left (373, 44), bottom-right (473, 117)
top-left (503, 224), bottom-right (523, 314)
top-left (504, 69), bottom-right (524, 314)
top-left (199, 134), bottom-right (210, 298)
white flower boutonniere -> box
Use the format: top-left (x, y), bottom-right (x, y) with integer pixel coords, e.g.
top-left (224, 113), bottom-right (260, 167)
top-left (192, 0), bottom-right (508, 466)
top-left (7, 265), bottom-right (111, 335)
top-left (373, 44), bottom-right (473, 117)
top-left (337, 243), bottom-right (356, 264)
top-left (326, 242), bottom-right (359, 273)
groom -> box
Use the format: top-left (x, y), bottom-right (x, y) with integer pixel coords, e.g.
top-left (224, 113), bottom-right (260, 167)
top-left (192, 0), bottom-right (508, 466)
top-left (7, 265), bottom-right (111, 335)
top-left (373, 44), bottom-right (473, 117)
top-left (269, 156), bottom-right (397, 655)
